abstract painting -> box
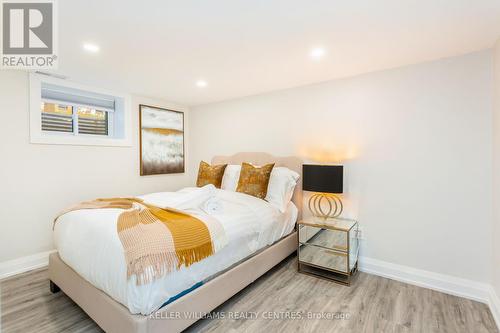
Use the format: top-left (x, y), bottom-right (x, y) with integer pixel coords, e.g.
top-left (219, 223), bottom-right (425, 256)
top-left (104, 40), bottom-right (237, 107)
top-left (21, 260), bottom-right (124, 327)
top-left (140, 105), bottom-right (184, 175)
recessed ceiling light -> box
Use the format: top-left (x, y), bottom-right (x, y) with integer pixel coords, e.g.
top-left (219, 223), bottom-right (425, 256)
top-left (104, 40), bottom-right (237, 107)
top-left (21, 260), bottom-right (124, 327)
top-left (196, 80), bottom-right (207, 88)
top-left (310, 47), bottom-right (326, 60)
top-left (83, 43), bottom-right (99, 53)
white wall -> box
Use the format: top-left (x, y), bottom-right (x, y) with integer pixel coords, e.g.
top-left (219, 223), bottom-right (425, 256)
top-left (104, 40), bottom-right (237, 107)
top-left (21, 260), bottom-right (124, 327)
top-left (0, 71), bottom-right (192, 263)
top-left (190, 51), bottom-right (493, 283)
top-left (493, 39), bottom-right (500, 295)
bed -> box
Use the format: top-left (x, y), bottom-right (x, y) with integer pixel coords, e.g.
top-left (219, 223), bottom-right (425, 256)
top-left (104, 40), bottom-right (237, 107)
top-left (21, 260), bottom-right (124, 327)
top-left (48, 152), bottom-right (303, 333)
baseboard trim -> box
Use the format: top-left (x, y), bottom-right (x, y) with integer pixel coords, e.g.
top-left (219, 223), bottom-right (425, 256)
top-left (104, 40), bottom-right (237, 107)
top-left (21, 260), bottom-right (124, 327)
top-left (359, 256), bottom-right (491, 302)
top-left (359, 256), bottom-right (500, 329)
top-left (488, 286), bottom-right (500, 330)
top-left (0, 250), bottom-right (56, 280)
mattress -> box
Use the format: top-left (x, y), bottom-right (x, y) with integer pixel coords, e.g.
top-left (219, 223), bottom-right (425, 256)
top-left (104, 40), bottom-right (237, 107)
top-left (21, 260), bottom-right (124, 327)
top-left (54, 188), bottom-right (297, 315)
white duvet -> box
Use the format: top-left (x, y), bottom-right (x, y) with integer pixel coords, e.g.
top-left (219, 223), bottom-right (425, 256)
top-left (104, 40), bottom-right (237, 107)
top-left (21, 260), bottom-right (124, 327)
top-left (54, 187), bottom-right (297, 315)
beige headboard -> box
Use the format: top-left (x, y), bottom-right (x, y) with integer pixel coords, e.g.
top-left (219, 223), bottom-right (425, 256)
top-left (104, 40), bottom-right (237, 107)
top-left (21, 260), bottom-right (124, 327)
top-left (212, 152), bottom-right (303, 219)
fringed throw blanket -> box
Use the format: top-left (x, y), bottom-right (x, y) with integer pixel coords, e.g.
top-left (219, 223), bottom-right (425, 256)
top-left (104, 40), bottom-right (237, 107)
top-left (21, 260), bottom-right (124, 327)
top-left (54, 198), bottom-right (227, 285)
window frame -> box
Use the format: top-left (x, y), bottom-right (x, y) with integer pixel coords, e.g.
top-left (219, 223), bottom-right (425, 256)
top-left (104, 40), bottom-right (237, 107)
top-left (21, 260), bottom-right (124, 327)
top-left (30, 73), bottom-right (132, 147)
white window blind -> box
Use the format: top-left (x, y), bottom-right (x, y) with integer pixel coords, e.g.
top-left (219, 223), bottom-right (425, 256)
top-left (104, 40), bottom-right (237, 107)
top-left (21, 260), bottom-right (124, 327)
top-left (41, 86), bottom-right (115, 112)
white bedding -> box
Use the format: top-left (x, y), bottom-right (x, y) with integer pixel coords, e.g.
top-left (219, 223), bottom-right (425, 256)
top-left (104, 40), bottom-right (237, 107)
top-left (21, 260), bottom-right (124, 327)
top-left (54, 188), bottom-right (297, 315)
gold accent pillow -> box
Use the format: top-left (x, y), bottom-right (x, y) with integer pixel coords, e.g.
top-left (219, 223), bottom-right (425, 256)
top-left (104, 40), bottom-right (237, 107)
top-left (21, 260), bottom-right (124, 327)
top-left (236, 162), bottom-right (275, 199)
top-left (196, 161), bottom-right (228, 188)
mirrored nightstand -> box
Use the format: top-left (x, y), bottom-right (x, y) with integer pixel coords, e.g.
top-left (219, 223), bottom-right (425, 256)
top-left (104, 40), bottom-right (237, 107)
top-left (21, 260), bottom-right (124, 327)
top-left (297, 217), bottom-right (359, 285)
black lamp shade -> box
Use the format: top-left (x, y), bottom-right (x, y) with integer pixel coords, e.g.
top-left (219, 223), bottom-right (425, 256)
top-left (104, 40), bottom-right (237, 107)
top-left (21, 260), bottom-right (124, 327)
top-left (302, 165), bottom-right (343, 193)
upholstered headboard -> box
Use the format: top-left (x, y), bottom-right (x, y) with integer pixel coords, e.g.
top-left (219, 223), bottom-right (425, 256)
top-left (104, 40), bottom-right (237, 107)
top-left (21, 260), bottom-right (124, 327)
top-left (212, 152), bottom-right (303, 219)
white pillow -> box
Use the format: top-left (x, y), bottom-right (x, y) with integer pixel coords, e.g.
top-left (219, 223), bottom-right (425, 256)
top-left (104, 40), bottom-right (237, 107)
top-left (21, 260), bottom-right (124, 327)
top-left (221, 164), bottom-right (299, 212)
top-left (221, 164), bottom-right (241, 191)
top-left (266, 167), bottom-right (300, 212)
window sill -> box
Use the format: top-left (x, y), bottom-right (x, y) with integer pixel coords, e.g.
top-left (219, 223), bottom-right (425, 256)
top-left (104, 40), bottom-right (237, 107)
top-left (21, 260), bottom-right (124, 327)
top-left (30, 134), bottom-right (132, 147)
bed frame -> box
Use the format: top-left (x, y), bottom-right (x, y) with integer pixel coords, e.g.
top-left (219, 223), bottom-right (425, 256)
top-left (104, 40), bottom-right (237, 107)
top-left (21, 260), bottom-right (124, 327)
top-left (48, 152), bottom-right (303, 333)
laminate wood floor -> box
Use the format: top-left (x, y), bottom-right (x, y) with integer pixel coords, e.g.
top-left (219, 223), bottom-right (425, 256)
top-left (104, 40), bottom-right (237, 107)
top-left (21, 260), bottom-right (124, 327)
top-left (1, 255), bottom-right (497, 333)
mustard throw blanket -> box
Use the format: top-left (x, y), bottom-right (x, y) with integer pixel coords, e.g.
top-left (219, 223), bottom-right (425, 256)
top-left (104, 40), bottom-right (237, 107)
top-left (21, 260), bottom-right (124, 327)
top-left (55, 198), bottom-right (224, 285)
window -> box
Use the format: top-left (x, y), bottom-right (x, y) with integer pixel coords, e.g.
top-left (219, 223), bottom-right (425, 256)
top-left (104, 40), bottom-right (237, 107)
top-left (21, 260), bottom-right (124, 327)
top-left (75, 107), bottom-right (109, 136)
top-left (40, 102), bottom-right (73, 133)
top-left (40, 102), bottom-right (111, 136)
top-left (30, 73), bottom-right (131, 146)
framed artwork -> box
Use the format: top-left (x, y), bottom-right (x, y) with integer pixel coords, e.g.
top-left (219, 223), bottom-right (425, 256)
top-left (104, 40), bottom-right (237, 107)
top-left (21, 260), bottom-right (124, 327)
top-left (139, 104), bottom-right (185, 175)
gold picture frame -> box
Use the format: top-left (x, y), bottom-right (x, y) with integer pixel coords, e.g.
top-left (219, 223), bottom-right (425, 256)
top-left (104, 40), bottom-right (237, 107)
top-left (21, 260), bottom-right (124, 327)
top-left (139, 104), bottom-right (185, 175)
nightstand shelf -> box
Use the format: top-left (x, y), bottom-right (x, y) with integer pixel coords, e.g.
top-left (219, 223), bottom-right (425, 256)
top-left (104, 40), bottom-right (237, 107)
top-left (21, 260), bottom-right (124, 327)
top-left (297, 217), bottom-right (359, 286)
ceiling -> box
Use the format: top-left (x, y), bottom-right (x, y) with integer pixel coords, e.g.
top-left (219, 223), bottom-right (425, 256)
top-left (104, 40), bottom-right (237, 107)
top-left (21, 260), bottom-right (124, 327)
top-left (55, 0), bottom-right (500, 106)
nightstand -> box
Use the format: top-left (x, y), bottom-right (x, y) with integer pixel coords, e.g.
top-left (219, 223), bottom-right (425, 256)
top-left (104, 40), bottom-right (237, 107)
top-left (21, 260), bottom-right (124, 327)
top-left (297, 217), bottom-right (359, 285)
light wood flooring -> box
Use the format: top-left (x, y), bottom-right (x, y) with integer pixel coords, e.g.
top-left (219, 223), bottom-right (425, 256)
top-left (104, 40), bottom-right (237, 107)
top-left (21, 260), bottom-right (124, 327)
top-left (1, 255), bottom-right (498, 333)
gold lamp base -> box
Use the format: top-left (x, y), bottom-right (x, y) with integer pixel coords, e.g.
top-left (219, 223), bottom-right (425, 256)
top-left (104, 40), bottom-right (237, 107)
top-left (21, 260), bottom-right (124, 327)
top-left (308, 193), bottom-right (343, 219)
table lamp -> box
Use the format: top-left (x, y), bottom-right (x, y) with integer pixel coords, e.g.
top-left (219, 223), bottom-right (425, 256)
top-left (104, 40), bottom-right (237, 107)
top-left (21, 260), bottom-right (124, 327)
top-left (302, 164), bottom-right (344, 218)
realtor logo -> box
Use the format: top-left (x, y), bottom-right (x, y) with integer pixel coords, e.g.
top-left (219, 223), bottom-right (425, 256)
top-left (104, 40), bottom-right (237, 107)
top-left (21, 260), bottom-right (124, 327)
top-left (1, 0), bottom-right (57, 69)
